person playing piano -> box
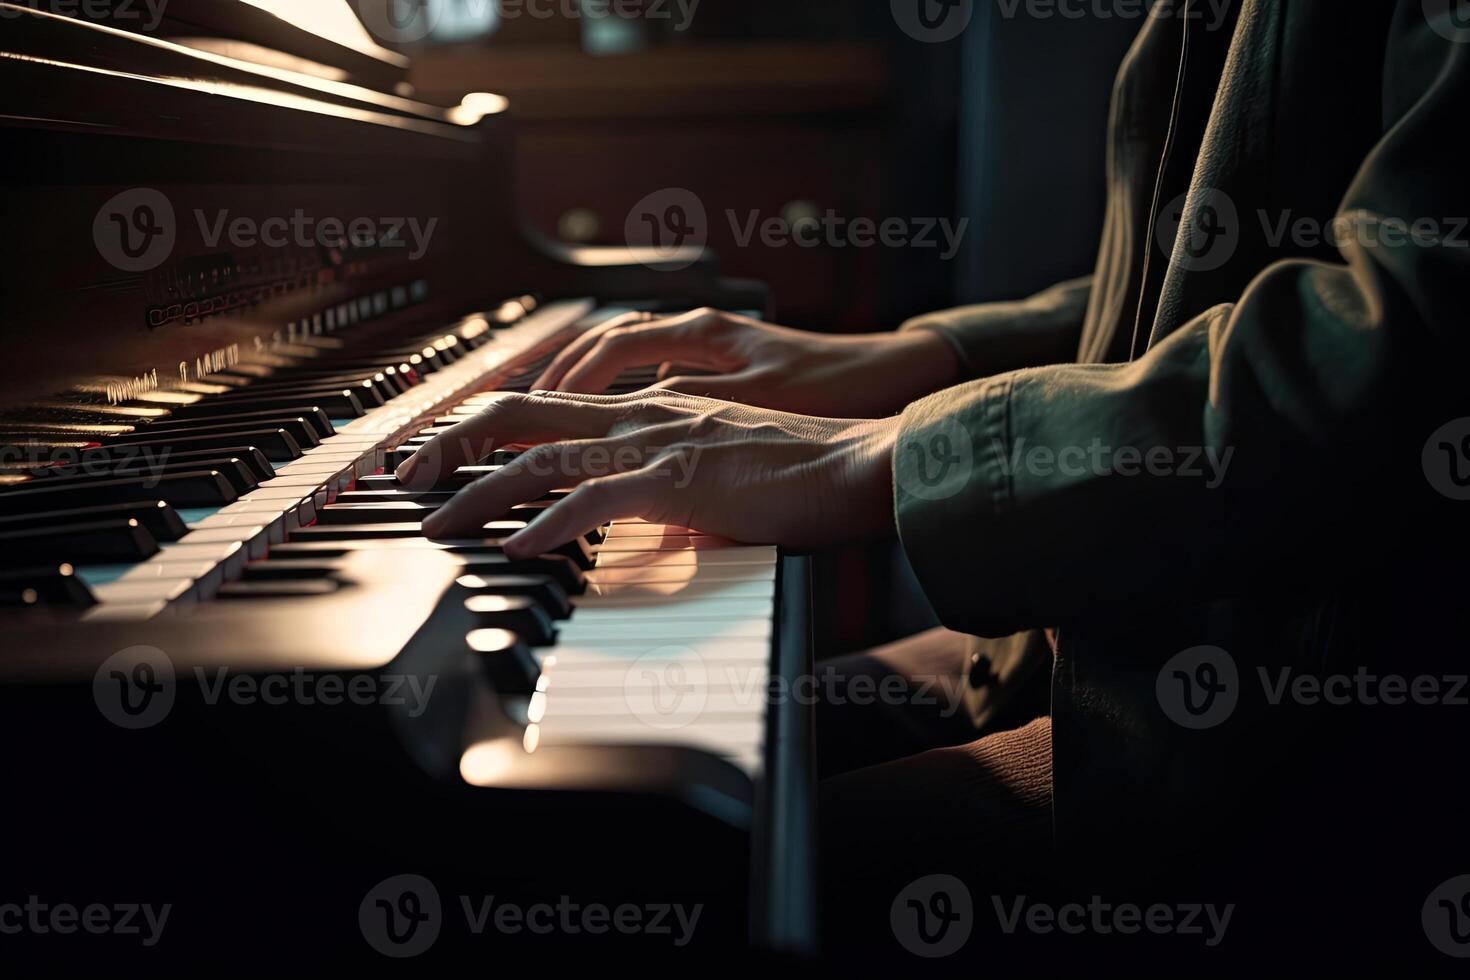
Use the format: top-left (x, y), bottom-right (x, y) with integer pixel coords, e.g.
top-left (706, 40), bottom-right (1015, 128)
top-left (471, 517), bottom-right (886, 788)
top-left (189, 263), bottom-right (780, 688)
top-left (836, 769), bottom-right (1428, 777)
top-left (399, 0), bottom-right (1468, 943)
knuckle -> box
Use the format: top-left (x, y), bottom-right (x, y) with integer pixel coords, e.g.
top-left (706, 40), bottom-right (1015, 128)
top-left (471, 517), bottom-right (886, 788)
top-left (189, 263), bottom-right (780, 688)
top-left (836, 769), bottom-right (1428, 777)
top-left (577, 476), bottom-right (614, 502)
top-left (684, 410), bottom-right (724, 441)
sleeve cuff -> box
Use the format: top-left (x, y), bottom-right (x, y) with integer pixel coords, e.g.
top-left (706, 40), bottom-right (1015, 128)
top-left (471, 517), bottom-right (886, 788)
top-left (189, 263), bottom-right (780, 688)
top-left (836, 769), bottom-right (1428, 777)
top-left (893, 376), bottom-right (1016, 636)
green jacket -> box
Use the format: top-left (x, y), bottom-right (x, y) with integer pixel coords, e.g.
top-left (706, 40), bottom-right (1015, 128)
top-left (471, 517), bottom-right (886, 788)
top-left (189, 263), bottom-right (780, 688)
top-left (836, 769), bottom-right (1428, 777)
top-left (894, 0), bottom-right (1469, 905)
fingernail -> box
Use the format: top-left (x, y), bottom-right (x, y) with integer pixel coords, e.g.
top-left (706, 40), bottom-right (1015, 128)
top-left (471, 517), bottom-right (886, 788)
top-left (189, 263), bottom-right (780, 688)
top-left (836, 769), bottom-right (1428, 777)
top-left (394, 457), bottom-right (418, 483)
top-left (421, 512), bottom-right (447, 537)
top-left (502, 532), bottom-right (534, 559)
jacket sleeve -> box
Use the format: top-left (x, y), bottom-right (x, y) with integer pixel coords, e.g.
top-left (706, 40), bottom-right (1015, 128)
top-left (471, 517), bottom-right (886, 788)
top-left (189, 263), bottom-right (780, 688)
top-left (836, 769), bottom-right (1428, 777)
top-left (895, 9), bottom-right (1470, 638)
top-left (899, 276), bottom-right (1092, 380)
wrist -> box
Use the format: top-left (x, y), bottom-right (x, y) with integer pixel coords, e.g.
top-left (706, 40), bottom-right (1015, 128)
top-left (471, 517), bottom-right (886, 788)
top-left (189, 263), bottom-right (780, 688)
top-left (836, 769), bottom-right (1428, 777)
top-left (889, 328), bottom-right (963, 397)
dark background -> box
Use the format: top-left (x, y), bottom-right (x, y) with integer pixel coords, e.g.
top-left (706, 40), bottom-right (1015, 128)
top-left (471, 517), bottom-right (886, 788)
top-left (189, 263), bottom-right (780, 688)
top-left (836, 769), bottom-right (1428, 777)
top-left (396, 0), bottom-right (1140, 330)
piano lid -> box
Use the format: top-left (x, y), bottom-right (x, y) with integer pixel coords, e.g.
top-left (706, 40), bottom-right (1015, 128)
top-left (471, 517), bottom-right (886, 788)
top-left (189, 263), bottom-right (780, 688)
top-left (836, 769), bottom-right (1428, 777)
top-left (13, 0), bottom-right (414, 95)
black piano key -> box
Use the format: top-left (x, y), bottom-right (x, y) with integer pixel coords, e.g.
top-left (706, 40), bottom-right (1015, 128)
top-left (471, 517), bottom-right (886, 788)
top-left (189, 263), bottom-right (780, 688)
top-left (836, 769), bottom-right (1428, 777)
top-left (215, 580), bottom-right (342, 599)
top-left (0, 471), bottom-right (238, 513)
top-left (349, 470), bottom-right (570, 500)
top-left (0, 565), bottom-right (97, 608)
top-left (456, 573), bottom-right (572, 619)
top-left (107, 418), bottom-right (320, 451)
top-left (239, 560), bottom-right (348, 581)
top-left (213, 374), bottom-right (395, 405)
top-left (384, 445), bottom-right (523, 471)
top-left (137, 408), bottom-right (335, 441)
top-left (467, 628), bottom-right (541, 695)
top-left (317, 502), bottom-right (557, 525)
top-left (333, 490), bottom-right (459, 504)
top-left (290, 520), bottom-right (598, 563)
top-left (464, 595), bottom-right (556, 645)
top-left (167, 389), bottom-right (368, 419)
top-left (272, 368), bottom-right (414, 396)
top-left (93, 429), bottom-right (304, 463)
top-left (11, 446), bottom-right (275, 485)
top-left (263, 541), bottom-right (587, 594)
top-left (16, 457), bottom-right (261, 496)
top-left (0, 500), bottom-right (188, 542)
top-left (0, 519), bottom-right (160, 566)
top-left (216, 380), bottom-right (387, 409)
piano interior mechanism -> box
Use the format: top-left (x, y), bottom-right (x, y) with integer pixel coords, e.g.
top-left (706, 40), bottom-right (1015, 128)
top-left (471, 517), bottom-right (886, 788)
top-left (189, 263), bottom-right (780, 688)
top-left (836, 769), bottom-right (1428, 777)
top-left (0, 0), bottom-right (814, 963)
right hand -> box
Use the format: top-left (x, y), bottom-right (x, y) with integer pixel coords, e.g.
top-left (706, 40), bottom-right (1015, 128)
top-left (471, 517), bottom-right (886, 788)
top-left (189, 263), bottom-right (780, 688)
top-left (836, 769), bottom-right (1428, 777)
top-left (531, 308), bottom-right (961, 418)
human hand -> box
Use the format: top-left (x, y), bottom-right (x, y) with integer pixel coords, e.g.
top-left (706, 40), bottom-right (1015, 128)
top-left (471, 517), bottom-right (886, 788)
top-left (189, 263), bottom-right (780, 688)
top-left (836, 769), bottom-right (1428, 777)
top-left (397, 390), bottom-right (900, 556)
top-left (531, 308), bottom-right (960, 418)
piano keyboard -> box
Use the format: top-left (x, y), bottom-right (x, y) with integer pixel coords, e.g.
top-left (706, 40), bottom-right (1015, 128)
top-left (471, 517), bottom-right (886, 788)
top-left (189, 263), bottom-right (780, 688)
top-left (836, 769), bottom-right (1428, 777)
top-left (0, 298), bottom-right (780, 780)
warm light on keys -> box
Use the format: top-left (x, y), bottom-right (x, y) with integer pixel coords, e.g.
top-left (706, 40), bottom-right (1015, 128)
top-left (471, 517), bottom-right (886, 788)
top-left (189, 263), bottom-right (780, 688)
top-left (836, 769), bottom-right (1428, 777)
top-left (461, 739), bottom-right (522, 783)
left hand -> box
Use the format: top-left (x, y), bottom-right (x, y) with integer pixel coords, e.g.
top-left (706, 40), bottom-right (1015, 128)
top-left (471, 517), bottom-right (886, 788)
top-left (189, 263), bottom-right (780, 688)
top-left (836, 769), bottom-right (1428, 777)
top-left (396, 390), bottom-right (899, 557)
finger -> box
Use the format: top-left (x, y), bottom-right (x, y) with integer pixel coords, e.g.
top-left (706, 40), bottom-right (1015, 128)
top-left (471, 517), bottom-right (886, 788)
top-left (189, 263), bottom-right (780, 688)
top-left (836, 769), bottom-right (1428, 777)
top-left (421, 436), bottom-right (648, 538)
top-left (532, 311), bottom-right (651, 392)
top-left (504, 471), bottom-right (658, 559)
top-left (395, 392), bottom-right (618, 489)
top-left (557, 320), bottom-right (743, 394)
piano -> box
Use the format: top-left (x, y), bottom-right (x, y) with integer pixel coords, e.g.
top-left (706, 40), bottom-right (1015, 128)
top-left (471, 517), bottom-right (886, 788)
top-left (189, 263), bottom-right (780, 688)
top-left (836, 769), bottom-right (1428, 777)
top-left (0, 1), bottom-right (815, 962)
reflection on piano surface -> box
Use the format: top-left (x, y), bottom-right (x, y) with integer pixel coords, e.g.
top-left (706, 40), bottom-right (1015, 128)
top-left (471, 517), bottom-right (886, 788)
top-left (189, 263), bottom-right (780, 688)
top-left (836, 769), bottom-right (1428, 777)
top-left (0, 0), bottom-right (812, 963)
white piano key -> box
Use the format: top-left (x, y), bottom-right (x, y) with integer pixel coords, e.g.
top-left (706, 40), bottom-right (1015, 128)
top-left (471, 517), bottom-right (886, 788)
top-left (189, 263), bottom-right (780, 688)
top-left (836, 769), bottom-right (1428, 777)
top-left (156, 541), bottom-right (247, 577)
top-left (91, 578), bottom-right (195, 605)
top-left (539, 661), bottom-right (770, 693)
top-left (555, 618), bottom-right (772, 644)
top-left (594, 546), bottom-right (777, 568)
top-left (535, 688), bottom-right (769, 718)
top-left (191, 510), bottom-right (288, 544)
top-left (576, 579), bottom-right (776, 604)
top-left (604, 522), bottom-right (698, 537)
top-left (586, 563), bottom-right (777, 587)
top-left (80, 600), bottom-right (169, 623)
top-left (596, 535), bottom-right (743, 552)
top-left (531, 718), bottom-right (764, 758)
top-left (176, 525), bottom-right (270, 559)
top-left (569, 598), bottom-right (774, 622)
top-left (539, 640), bottom-right (772, 667)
